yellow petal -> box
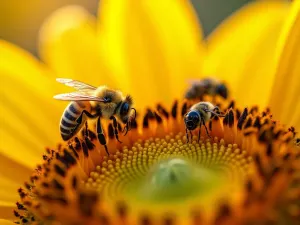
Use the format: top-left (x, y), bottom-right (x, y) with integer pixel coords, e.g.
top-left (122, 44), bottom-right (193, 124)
top-left (203, 0), bottom-right (290, 108)
top-left (0, 219), bottom-right (15, 224)
top-left (0, 201), bottom-right (15, 220)
top-left (0, 178), bottom-right (19, 205)
top-left (98, 0), bottom-right (205, 109)
top-left (39, 5), bottom-right (115, 88)
top-left (0, 40), bottom-right (65, 168)
top-left (269, 0), bottom-right (300, 131)
top-left (0, 152), bottom-right (32, 204)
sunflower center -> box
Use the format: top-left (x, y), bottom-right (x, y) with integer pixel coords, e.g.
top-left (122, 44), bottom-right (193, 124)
top-left (14, 102), bottom-right (300, 224)
top-left (85, 133), bottom-right (252, 206)
top-left (135, 158), bottom-right (222, 202)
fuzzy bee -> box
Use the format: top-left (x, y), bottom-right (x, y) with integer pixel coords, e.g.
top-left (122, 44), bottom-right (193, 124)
top-left (185, 78), bottom-right (228, 100)
top-left (54, 78), bottom-right (136, 155)
top-left (184, 101), bottom-right (225, 142)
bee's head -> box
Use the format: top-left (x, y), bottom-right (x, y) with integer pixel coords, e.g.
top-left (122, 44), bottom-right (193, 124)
top-left (184, 110), bottom-right (200, 130)
top-left (118, 95), bottom-right (135, 124)
top-left (216, 83), bottom-right (228, 99)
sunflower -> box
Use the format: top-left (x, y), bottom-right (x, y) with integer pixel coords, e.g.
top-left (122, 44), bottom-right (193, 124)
top-left (1, 0), bottom-right (300, 224)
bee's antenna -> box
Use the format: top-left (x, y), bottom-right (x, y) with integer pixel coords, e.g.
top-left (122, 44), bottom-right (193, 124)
top-left (205, 109), bottom-right (226, 117)
top-left (123, 124), bottom-right (129, 136)
top-left (185, 128), bottom-right (190, 143)
top-left (122, 125), bottom-right (127, 133)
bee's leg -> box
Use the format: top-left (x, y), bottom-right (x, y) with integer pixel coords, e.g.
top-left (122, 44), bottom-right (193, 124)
top-left (123, 122), bottom-right (129, 136)
top-left (198, 122), bottom-right (202, 143)
top-left (84, 121), bottom-right (89, 137)
top-left (117, 122), bottom-right (122, 132)
top-left (110, 116), bottom-right (122, 143)
top-left (76, 110), bottom-right (99, 124)
top-left (185, 128), bottom-right (190, 143)
top-left (70, 110), bottom-right (98, 134)
top-left (204, 108), bottom-right (225, 118)
top-left (213, 106), bottom-right (220, 113)
top-left (97, 117), bottom-right (109, 156)
top-left (202, 119), bottom-right (211, 138)
top-left (189, 130), bottom-right (193, 141)
top-left (127, 121), bottom-right (131, 131)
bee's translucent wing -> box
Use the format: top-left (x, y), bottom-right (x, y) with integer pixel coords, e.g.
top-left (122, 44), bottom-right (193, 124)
top-left (56, 78), bottom-right (97, 91)
top-left (186, 78), bottom-right (215, 86)
top-left (54, 92), bottom-right (106, 102)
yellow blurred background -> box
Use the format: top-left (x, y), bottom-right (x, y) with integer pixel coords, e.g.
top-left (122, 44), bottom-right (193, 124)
top-left (0, 0), bottom-right (98, 56)
top-left (0, 0), bottom-right (251, 56)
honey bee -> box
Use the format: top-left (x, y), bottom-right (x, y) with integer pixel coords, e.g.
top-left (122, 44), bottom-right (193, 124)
top-left (185, 78), bottom-right (228, 100)
top-left (184, 101), bottom-right (225, 142)
top-left (54, 78), bottom-right (136, 155)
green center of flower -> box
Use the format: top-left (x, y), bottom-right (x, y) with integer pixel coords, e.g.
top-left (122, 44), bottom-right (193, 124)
top-left (85, 133), bottom-right (252, 207)
top-left (133, 158), bottom-right (223, 202)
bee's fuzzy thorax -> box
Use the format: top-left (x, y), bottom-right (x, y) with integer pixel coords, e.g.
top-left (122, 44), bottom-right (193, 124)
top-left (94, 86), bottom-right (123, 103)
top-left (190, 101), bottom-right (215, 122)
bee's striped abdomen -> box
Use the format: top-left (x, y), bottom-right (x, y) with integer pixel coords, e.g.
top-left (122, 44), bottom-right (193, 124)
top-left (60, 101), bottom-right (91, 141)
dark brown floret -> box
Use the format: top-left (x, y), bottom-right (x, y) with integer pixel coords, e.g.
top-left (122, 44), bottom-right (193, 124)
top-left (266, 143), bottom-right (273, 157)
top-left (54, 164), bottom-right (66, 177)
top-left (88, 129), bottom-right (97, 141)
top-left (68, 144), bottom-right (79, 159)
top-left (254, 153), bottom-right (266, 178)
top-left (99, 214), bottom-right (110, 225)
top-left (140, 215), bottom-right (152, 225)
top-left (143, 113), bottom-right (149, 128)
top-left (78, 192), bottom-right (99, 216)
top-left (171, 100), bottom-right (178, 118)
top-left (52, 179), bottom-right (64, 190)
top-left (214, 203), bottom-right (231, 224)
top-left (154, 112), bottom-right (162, 123)
top-left (85, 137), bottom-right (95, 150)
top-left (181, 102), bottom-right (188, 116)
top-left (16, 202), bottom-right (26, 210)
top-left (74, 137), bottom-right (81, 150)
top-left (163, 215), bottom-right (174, 225)
top-left (223, 109), bottom-right (234, 127)
top-left (253, 117), bottom-right (261, 128)
top-left (244, 117), bottom-right (253, 129)
top-left (237, 108), bottom-right (248, 130)
top-left (147, 109), bottom-right (156, 120)
top-left (116, 201), bottom-right (128, 218)
top-left (82, 142), bottom-right (89, 157)
top-left (227, 100), bottom-right (235, 109)
top-left (71, 175), bottom-right (78, 189)
top-left (157, 104), bottom-right (169, 119)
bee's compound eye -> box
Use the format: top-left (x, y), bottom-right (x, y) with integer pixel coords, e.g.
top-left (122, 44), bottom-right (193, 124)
top-left (120, 102), bottom-right (130, 116)
top-left (184, 111), bottom-right (200, 130)
top-left (188, 111), bottom-right (200, 123)
top-left (186, 121), bottom-right (194, 127)
top-left (216, 84), bottom-right (228, 99)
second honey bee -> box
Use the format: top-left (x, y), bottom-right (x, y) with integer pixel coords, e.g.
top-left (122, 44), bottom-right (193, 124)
top-left (185, 78), bottom-right (228, 100)
top-left (54, 78), bottom-right (136, 155)
top-left (184, 101), bottom-right (225, 142)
